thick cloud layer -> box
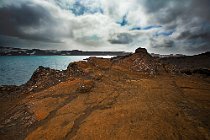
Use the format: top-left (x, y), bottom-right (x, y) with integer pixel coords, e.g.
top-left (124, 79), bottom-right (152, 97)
top-left (0, 0), bottom-right (210, 54)
top-left (140, 0), bottom-right (210, 54)
top-left (0, 2), bottom-right (60, 42)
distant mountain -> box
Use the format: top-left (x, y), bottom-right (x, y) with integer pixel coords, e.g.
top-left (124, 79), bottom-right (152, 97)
top-left (0, 46), bottom-right (130, 56)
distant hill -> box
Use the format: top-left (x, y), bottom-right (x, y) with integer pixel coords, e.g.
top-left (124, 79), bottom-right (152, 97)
top-left (0, 46), bottom-right (130, 56)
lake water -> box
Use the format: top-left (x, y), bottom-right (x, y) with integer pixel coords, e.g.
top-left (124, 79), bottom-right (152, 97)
top-left (0, 56), bottom-right (112, 86)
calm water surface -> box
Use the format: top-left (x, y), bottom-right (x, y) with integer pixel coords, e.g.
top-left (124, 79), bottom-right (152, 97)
top-left (0, 56), bottom-right (112, 85)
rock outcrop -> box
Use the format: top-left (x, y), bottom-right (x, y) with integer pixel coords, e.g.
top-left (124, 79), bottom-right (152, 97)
top-left (134, 47), bottom-right (148, 54)
top-left (0, 47), bottom-right (210, 140)
top-left (24, 66), bottom-right (67, 93)
top-left (111, 47), bottom-right (176, 75)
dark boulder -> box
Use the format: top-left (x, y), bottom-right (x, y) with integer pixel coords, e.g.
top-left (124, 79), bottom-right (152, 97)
top-left (135, 47), bottom-right (148, 54)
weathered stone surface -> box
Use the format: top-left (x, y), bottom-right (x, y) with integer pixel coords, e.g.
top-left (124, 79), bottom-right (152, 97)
top-left (24, 66), bottom-right (67, 93)
top-left (0, 48), bottom-right (210, 140)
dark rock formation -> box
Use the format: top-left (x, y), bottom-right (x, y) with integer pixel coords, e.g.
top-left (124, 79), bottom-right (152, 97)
top-left (160, 51), bottom-right (210, 70)
top-left (0, 85), bottom-right (23, 98)
top-left (24, 66), bottom-right (67, 93)
top-left (111, 47), bottom-right (176, 75)
top-left (181, 68), bottom-right (210, 76)
top-left (135, 47), bottom-right (148, 54)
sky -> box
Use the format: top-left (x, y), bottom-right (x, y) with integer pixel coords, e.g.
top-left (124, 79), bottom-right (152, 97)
top-left (0, 0), bottom-right (210, 54)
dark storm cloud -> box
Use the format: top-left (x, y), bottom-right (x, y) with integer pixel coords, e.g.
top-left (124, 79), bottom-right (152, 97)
top-left (0, 34), bottom-right (64, 50)
top-left (142, 0), bottom-right (210, 24)
top-left (109, 33), bottom-right (133, 44)
top-left (150, 38), bottom-right (174, 48)
top-left (176, 31), bottom-right (210, 40)
top-left (0, 1), bottom-right (61, 43)
top-left (141, 0), bottom-right (210, 53)
top-left (142, 0), bottom-right (171, 13)
top-left (176, 24), bottom-right (210, 40)
top-left (183, 38), bottom-right (210, 54)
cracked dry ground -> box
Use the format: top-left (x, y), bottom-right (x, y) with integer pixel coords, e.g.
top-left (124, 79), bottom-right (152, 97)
top-left (0, 59), bottom-right (210, 139)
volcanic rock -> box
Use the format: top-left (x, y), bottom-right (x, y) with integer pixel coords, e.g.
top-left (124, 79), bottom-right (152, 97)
top-left (24, 66), bottom-right (67, 93)
top-left (1, 48), bottom-right (210, 140)
top-left (134, 47), bottom-right (148, 54)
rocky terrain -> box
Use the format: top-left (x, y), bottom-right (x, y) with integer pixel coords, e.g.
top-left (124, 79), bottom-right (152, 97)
top-left (0, 47), bottom-right (210, 140)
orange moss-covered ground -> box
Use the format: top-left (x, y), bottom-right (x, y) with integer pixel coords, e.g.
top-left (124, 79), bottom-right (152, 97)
top-left (1, 49), bottom-right (210, 140)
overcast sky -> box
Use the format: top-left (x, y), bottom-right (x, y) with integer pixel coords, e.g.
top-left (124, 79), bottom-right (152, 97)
top-left (0, 0), bottom-right (210, 54)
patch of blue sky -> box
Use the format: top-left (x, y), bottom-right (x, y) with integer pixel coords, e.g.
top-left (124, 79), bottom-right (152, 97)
top-left (70, 0), bottom-right (103, 16)
top-left (117, 14), bottom-right (128, 26)
top-left (143, 25), bottom-right (162, 30)
top-left (130, 27), bottom-right (141, 30)
top-left (154, 30), bottom-right (174, 37)
top-left (130, 25), bottom-right (162, 31)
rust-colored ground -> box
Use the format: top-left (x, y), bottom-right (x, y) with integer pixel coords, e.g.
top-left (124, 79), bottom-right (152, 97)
top-left (0, 49), bottom-right (210, 140)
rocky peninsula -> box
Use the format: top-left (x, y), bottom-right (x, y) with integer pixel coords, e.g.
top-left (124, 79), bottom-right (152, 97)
top-left (0, 47), bottom-right (210, 140)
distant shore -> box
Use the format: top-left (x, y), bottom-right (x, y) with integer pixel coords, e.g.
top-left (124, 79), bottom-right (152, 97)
top-left (0, 46), bottom-right (130, 56)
